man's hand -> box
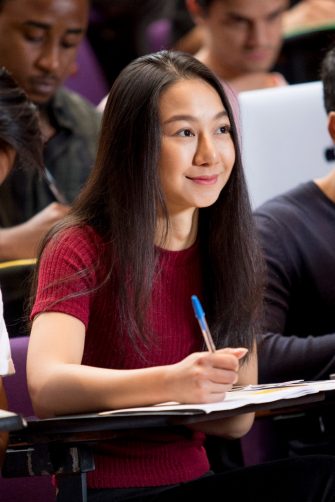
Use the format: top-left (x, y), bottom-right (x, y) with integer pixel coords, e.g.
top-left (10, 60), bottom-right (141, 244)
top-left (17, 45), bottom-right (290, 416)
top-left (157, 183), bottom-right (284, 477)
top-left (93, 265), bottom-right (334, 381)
top-left (0, 202), bottom-right (70, 260)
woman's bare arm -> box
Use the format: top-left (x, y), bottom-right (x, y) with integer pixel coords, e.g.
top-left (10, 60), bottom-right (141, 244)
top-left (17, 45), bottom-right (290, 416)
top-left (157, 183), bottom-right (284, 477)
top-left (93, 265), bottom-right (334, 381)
top-left (27, 312), bottom-right (244, 418)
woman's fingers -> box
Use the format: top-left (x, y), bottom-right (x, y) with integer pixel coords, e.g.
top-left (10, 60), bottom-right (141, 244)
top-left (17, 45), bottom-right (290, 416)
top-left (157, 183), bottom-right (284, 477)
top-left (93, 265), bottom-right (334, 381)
top-left (219, 347), bottom-right (249, 359)
top-left (209, 367), bottom-right (238, 385)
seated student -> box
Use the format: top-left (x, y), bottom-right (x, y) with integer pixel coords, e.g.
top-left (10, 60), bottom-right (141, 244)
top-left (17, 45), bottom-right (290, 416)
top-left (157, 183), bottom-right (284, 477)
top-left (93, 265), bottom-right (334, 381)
top-left (0, 0), bottom-right (102, 335)
top-left (186, 0), bottom-right (289, 93)
top-left (255, 45), bottom-right (335, 385)
top-left (0, 66), bottom-right (43, 464)
top-left (0, 0), bottom-right (101, 261)
top-left (26, 50), bottom-right (335, 501)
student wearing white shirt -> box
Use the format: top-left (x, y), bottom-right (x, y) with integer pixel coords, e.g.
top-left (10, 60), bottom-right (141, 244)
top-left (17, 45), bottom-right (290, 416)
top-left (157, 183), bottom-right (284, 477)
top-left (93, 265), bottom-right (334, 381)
top-left (0, 289), bottom-right (14, 465)
top-left (0, 290), bottom-right (14, 376)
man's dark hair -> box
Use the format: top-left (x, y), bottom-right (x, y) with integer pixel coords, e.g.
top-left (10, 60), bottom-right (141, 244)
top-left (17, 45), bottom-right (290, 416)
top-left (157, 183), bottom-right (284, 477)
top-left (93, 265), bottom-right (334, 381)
top-left (321, 45), bottom-right (335, 113)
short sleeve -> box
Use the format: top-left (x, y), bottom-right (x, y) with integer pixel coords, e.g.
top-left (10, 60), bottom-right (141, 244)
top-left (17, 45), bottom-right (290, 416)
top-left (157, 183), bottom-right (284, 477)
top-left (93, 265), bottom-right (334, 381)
top-left (31, 226), bottom-right (103, 329)
top-left (0, 289), bottom-right (15, 376)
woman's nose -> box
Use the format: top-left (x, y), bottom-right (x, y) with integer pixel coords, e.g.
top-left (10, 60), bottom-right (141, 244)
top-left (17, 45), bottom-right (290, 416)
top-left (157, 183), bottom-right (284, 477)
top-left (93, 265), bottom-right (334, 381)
top-left (193, 134), bottom-right (218, 166)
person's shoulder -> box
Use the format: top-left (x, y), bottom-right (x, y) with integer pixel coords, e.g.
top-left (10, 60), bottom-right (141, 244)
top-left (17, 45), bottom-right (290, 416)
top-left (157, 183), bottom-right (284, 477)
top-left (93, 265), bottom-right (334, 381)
top-left (255, 182), bottom-right (312, 220)
top-left (46, 225), bottom-right (104, 259)
top-left (267, 72), bottom-right (288, 88)
top-left (53, 87), bottom-right (102, 130)
top-left (254, 182), bottom-right (316, 243)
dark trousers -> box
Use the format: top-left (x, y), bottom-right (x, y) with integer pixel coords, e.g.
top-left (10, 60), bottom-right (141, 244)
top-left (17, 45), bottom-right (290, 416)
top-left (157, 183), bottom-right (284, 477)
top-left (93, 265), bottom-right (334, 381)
top-left (88, 454), bottom-right (335, 502)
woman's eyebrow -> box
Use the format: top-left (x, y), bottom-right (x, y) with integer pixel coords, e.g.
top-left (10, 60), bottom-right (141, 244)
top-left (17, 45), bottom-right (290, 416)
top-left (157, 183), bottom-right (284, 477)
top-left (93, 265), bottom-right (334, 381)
top-left (163, 110), bottom-right (228, 125)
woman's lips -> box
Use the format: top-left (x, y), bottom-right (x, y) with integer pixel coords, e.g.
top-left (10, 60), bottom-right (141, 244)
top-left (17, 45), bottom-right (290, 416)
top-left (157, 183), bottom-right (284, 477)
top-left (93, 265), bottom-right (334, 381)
top-left (187, 175), bottom-right (219, 185)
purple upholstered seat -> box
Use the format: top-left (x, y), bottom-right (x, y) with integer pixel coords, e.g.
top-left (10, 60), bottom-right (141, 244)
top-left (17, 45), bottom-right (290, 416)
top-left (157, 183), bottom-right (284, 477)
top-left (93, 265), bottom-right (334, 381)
top-left (64, 37), bottom-right (109, 106)
top-left (0, 336), bottom-right (55, 501)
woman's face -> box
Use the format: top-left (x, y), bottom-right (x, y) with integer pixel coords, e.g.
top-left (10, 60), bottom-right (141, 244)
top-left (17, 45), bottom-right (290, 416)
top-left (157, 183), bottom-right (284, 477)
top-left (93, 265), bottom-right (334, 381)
top-left (158, 78), bottom-right (235, 217)
top-left (0, 145), bottom-right (16, 184)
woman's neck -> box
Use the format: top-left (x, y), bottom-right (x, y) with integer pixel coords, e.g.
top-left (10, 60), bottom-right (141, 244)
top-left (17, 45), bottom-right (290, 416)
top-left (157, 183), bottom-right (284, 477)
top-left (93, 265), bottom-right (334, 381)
top-left (155, 209), bottom-right (199, 251)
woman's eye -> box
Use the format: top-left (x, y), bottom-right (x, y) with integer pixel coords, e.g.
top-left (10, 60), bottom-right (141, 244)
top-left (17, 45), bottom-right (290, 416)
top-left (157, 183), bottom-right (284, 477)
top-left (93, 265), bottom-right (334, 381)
top-left (216, 125), bottom-right (231, 135)
top-left (177, 129), bottom-right (194, 137)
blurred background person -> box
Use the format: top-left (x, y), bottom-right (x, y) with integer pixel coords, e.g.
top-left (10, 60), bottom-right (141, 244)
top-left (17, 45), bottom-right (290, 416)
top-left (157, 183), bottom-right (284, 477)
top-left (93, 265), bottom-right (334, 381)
top-left (0, 0), bottom-right (101, 261)
top-left (255, 45), bottom-right (335, 384)
top-left (186, 0), bottom-right (289, 92)
top-left (253, 44), bottom-right (335, 459)
top-left (0, 0), bottom-right (101, 335)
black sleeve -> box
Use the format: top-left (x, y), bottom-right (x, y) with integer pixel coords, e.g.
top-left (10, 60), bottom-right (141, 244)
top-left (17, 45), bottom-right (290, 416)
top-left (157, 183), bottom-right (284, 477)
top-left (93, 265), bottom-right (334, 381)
top-left (258, 332), bottom-right (335, 383)
top-left (255, 209), bottom-right (335, 382)
top-left (255, 211), bottom-right (298, 334)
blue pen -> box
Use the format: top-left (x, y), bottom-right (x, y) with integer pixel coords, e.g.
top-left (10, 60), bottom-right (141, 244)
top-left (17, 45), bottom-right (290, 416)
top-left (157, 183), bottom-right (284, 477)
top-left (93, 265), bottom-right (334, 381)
top-left (191, 295), bottom-right (216, 352)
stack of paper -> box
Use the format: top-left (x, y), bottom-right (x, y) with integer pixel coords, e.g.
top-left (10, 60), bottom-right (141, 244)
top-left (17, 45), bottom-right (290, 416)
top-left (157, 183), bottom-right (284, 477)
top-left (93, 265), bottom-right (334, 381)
top-left (99, 380), bottom-right (335, 416)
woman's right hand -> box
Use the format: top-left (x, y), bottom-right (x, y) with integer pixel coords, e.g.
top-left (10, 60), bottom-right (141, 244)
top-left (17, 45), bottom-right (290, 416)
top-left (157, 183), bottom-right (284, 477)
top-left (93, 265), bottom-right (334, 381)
top-left (165, 347), bottom-right (248, 404)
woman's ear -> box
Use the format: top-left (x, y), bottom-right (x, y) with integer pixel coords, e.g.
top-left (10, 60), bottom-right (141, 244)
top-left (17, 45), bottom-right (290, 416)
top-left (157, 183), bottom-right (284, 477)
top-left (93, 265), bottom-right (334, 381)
top-left (0, 147), bottom-right (16, 185)
top-left (327, 111), bottom-right (335, 143)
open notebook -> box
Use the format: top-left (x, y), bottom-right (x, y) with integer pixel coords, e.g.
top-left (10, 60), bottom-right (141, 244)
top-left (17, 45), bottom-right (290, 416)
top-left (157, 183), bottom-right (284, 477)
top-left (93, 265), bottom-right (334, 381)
top-left (238, 81), bottom-right (334, 209)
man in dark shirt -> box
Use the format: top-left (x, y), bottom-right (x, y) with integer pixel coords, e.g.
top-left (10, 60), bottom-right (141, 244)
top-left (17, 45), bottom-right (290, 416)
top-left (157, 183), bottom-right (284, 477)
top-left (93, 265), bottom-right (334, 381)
top-left (255, 46), bottom-right (335, 384)
top-left (0, 0), bottom-right (101, 335)
top-left (0, 0), bottom-right (101, 260)
top-left (247, 45), bottom-right (335, 462)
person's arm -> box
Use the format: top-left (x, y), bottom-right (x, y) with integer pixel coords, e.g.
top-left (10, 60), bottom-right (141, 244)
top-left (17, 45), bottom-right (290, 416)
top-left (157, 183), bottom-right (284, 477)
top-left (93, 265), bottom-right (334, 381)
top-left (0, 378), bottom-right (8, 467)
top-left (259, 331), bottom-right (335, 383)
top-left (27, 311), bottom-right (245, 419)
top-left (0, 203), bottom-right (70, 260)
top-left (255, 211), bottom-right (296, 335)
top-left (255, 210), bottom-right (335, 382)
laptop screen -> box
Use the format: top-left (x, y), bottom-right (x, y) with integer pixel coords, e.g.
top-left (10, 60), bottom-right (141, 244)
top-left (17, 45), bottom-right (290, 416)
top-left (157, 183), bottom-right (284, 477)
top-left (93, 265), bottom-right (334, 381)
top-left (238, 81), bottom-right (334, 209)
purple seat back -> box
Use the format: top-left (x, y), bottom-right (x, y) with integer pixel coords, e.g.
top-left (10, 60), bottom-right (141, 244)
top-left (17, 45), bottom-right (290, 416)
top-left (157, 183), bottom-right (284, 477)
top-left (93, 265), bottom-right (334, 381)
top-left (146, 19), bottom-right (172, 52)
top-left (0, 337), bottom-right (55, 500)
top-left (64, 37), bottom-right (109, 106)
top-left (4, 336), bottom-right (33, 417)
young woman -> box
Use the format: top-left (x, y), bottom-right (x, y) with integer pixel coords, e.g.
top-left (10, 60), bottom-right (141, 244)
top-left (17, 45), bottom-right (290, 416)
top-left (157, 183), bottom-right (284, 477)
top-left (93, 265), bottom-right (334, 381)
top-left (0, 66), bottom-right (43, 464)
top-left (27, 51), bottom-right (335, 501)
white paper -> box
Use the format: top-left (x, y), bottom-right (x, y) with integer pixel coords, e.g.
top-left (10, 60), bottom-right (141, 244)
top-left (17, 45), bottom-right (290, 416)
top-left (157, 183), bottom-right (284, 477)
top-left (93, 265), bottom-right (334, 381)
top-left (0, 408), bottom-right (19, 418)
top-left (99, 380), bottom-right (335, 416)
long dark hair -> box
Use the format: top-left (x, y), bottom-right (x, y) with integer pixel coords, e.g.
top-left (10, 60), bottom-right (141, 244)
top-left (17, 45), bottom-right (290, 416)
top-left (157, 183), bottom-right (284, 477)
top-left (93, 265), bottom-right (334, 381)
top-left (36, 50), bottom-right (262, 351)
top-left (0, 67), bottom-right (43, 172)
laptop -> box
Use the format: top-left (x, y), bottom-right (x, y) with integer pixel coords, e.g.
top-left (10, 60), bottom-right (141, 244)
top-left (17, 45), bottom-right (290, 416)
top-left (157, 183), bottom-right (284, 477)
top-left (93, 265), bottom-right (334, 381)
top-left (238, 81), bottom-right (334, 209)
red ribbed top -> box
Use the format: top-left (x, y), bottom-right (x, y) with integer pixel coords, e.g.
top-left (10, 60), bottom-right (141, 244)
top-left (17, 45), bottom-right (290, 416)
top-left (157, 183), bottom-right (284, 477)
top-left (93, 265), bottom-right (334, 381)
top-left (32, 225), bottom-right (209, 488)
